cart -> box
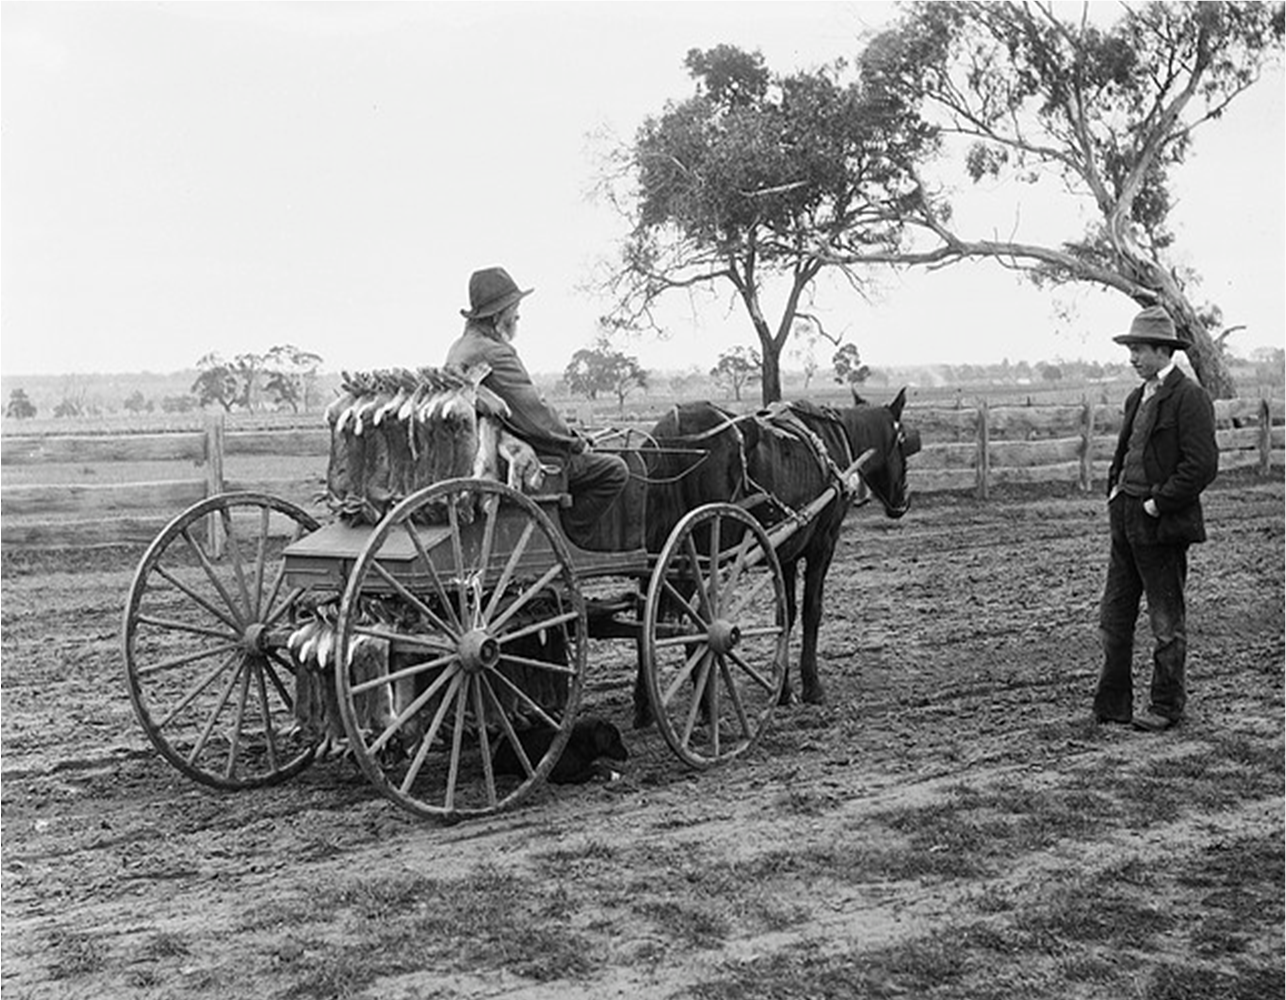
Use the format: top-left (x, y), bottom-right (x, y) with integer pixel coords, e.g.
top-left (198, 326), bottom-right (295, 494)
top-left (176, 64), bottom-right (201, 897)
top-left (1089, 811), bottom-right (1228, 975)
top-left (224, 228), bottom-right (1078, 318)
top-left (122, 412), bottom-right (874, 822)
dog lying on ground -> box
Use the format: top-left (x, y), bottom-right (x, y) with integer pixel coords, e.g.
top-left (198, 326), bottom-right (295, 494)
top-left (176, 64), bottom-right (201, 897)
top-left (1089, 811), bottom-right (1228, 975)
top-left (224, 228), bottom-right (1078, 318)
top-left (493, 717), bottom-right (628, 785)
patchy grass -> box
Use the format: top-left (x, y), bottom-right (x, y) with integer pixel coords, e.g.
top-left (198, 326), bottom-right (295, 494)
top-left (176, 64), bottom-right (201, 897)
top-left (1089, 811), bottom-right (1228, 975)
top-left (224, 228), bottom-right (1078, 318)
top-left (45, 930), bottom-right (107, 981)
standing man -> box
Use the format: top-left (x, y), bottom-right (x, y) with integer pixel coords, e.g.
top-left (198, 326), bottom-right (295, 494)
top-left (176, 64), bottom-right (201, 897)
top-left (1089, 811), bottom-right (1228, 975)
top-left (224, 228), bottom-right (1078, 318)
top-left (445, 266), bottom-right (629, 548)
top-left (1095, 305), bottom-right (1218, 732)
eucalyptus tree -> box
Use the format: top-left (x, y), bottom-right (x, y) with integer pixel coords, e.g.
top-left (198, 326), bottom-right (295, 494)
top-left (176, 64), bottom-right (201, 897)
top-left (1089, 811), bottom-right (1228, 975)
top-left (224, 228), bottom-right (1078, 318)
top-left (602, 45), bottom-right (932, 404)
top-left (861, 0), bottom-right (1284, 397)
top-left (563, 341), bottom-right (648, 409)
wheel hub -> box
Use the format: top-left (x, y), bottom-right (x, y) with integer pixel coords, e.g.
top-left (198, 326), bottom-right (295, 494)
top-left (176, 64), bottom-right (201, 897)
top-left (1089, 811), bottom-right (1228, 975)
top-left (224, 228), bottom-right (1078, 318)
top-left (707, 619), bottom-right (740, 655)
top-left (457, 629), bottom-right (500, 673)
top-left (241, 622), bottom-right (269, 654)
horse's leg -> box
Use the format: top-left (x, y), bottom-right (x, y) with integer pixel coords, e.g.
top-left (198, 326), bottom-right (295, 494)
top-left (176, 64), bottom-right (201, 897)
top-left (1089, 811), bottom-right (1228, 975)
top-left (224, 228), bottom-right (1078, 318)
top-left (778, 559), bottom-right (799, 705)
top-left (798, 543), bottom-right (838, 705)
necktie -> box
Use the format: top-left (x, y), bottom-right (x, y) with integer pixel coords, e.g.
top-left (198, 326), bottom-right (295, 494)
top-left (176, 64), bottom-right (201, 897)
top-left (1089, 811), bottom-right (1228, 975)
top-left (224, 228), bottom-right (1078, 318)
top-left (1143, 377), bottom-right (1159, 402)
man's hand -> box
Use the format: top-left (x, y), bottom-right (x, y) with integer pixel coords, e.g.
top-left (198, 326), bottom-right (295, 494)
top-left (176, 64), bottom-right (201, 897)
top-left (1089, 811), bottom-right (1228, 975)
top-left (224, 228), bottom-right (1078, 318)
top-left (1143, 498), bottom-right (1160, 517)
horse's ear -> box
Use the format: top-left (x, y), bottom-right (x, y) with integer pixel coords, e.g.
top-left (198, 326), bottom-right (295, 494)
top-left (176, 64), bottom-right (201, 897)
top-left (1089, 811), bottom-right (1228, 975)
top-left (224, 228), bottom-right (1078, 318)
top-left (850, 387), bottom-right (867, 407)
top-left (889, 387), bottom-right (907, 420)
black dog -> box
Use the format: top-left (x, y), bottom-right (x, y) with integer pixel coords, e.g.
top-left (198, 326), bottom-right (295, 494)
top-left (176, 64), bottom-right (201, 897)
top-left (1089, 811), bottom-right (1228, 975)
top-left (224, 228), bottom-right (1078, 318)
top-left (493, 717), bottom-right (628, 785)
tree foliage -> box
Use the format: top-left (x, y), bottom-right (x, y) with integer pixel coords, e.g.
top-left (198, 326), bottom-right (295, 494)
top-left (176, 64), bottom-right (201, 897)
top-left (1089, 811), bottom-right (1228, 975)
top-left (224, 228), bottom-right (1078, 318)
top-left (832, 343), bottom-right (871, 387)
top-left (860, 0), bottom-right (1284, 397)
top-left (603, 44), bottom-right (933, 404)
top-left (6, 388), bottom-right (36, 419)
top-left (563, 338), bottom-right (648, 409)
top-left (192, 344), bottom-right (324, 412)
top-left (123, 390), bottom-right (153, 414)
top-left (710, 345), bottom-right (762, 401)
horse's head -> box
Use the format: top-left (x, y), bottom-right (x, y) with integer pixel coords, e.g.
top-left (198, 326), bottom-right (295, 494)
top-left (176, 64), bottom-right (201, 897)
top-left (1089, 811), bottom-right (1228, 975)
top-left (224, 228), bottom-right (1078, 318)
top-left (842, 387), bottom-right (920, 519)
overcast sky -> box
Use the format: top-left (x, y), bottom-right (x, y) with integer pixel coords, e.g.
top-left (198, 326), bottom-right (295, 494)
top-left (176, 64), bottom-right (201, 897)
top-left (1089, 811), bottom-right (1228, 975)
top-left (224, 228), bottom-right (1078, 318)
top-left (2, 2), bottom-right (1282, 378)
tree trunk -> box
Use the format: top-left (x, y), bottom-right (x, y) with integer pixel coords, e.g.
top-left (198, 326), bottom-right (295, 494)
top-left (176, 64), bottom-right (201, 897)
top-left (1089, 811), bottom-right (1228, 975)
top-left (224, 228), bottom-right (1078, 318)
top-left (759, 345), bottom-right (782, 405)
top-left (1150, 286), bottom-right (1237, 400)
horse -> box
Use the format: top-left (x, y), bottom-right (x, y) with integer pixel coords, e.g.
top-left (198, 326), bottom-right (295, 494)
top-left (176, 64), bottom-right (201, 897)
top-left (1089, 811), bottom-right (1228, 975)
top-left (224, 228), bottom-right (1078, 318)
top-left (636, 389), bottom-right (918, 726)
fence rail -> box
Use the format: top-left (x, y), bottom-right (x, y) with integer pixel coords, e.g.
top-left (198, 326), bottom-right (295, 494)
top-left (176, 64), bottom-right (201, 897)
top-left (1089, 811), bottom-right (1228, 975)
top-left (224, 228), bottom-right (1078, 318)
top-left (2, 400), bottom-right (1282, 550)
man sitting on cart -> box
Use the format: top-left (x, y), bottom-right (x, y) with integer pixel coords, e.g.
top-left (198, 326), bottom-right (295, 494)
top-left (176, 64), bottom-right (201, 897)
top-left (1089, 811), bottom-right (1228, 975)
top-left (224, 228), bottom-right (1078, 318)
top-left (446, 266), bottom-right (629, 550)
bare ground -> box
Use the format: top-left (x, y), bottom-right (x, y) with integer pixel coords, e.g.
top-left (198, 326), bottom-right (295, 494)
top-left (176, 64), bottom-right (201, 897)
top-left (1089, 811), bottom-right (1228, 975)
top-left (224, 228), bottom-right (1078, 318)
top-left (2, 476), bottom-right (1282, 1000)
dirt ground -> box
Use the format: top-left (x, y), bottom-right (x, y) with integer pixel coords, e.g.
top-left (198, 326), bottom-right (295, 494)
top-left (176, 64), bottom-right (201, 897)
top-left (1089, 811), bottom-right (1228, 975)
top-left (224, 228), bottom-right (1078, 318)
top-left (2, 475), bottom-right (1282, 1000)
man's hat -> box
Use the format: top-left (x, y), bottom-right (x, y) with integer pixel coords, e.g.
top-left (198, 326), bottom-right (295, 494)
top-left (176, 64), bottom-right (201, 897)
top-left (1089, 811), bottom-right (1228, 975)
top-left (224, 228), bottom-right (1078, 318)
top-left (461, 267), bottom-right (533, 320)
top-left (1112, 305), bottom-right (1187, 349)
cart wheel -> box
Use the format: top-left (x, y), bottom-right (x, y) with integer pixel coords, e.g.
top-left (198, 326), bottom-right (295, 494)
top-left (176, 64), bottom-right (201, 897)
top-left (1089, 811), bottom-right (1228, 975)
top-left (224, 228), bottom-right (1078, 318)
top-left (335, 478), bottom-right (587, 821)
top-left (643, 502), bottom-right (788, 767)
top-left (123, 492), bottom-right (322, 788)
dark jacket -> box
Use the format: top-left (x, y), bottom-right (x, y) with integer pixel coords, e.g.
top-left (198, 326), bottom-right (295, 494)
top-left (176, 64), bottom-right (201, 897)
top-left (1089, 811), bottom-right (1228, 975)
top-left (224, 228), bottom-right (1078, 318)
top-left (445, 323), bottom-right (584, 458)
top-left (1107, 367), bottom-right (1218, 544)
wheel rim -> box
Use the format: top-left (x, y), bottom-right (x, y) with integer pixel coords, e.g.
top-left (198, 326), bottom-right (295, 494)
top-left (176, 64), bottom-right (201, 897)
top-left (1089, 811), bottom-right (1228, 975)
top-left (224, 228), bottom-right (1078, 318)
top-left (122, 492), bottom-right (321, 789)
top-left (335, 478), bottom-right (587, 821)
top-left (643, 503), bottom-right (788, 767)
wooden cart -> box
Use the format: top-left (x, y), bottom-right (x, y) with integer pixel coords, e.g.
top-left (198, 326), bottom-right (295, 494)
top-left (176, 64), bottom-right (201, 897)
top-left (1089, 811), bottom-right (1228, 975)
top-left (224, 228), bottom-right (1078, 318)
top-left (122, 438), bottom-right (872, 822)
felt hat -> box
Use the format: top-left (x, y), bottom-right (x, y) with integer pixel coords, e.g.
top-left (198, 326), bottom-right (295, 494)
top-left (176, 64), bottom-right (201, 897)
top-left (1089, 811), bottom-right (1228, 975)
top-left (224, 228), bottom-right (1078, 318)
top-left (1112, 305), bottom-right (1187, 349)
top-left (461, 267), bottom-right (533, 320)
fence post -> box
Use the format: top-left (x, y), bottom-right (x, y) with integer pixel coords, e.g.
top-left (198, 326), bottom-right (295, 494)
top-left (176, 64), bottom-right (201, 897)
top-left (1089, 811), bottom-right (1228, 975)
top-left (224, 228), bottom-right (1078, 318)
top-left (975, 399), bottom-right (990, 501)
top-left (1078, 398), bottom-right (1094, 493)
top-left (203, 413), bottom-right (226, 555)
top-left (1259, 397), bottom-right (1272, 477)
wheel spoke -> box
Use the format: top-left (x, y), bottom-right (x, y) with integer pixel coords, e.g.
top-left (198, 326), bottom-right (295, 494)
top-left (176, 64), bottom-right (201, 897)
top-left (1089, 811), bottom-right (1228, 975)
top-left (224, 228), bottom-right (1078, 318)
top-left (263, 649), bottom-right (298, 709)
top-left (370, 560), bottom-right (459, 639)
top-left (136, 640), bottom-right (242, 677)
top-left (355, 647), bottom-right (455, 699)
top-left (472, 677), bottom-right (497, 808)
top-left (352, 622), bottom-right (454, 657)
top-left (477, 496), bottom-right (500, 589)
top-left (483, 667), bottom-right (563, 731)
top-left (155, 650), bottom-right (240, 729)
top-left (444, 673), bottom-right (470, 811)
top-left (482, 519), bottom-right (537, 623)
top-left (446, 499), bottom-right (470, 628)
top-left (496, 651), bottom-right (578, 677)
top-left (368, 660), bottom-right (459, 755)
top-left (725, 647), bottom-right (781, 694)
top-left (185, 655), bottom-right (245, 766)
top-left (718, 654), bottom-right (753, 739)
top-left (218, 505), bottom-right (255, 622)
top-left (180, 527), bottom-right (247, 629)
top-left (253, 659), bottom-right (281, 772)
top-left (487, 565), bottom-right (564, 633)
top-left (493, 608), bottom-right (579, 648)
top-left (682, 534), bottom-right (714, 620)
top-left (481, 675), bottom-right (535, 777)
top-left (707, 515), bottom-right (722, 607)
top-left (721, 532), bottom-right (756, 603)
top-left (726, 570), bottom-right (778, 624)
top-left (259, 560), bottom-right (291, 627)
top-left (661, 578), bottom-right (708, 630)
top-left (223, 659), bottom-right (254, 779)
top-left (152, 565), bottom-right (244, 633)
top-left (399, 672), bottom-right (462, 795)
top-left (252, 505), bottom-right (271, 618)
top-left (136, 614), bottom-right (240, 643)
top-left (403, 520), bottom-right (464, 634)
top-left (660, 642), bottom-right (709, 709)
top-left (680, 652), bottom-right (713, 749)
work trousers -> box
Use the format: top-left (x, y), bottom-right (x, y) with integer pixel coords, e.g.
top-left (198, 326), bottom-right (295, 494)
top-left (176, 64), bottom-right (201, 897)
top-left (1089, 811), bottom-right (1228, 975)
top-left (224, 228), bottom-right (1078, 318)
top-left (560, 450), bottom-right (629, 545)
top-left (1094, 493), bottom-right (1190, 722)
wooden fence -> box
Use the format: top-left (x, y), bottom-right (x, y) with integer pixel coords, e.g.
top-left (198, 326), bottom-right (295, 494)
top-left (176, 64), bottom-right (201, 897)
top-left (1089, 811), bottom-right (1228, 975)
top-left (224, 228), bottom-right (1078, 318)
top-left (2, 400), bottom-right (1282, 550)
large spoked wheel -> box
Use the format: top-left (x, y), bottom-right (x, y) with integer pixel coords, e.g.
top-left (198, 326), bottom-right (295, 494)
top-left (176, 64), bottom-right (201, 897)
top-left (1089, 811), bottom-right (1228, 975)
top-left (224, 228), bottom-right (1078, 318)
top-left (334, 478), bottom-right (588, 822)
top-left (123, 492), bottom-right (321, 788)
top-left (643, 502), bottom-right (789, 768)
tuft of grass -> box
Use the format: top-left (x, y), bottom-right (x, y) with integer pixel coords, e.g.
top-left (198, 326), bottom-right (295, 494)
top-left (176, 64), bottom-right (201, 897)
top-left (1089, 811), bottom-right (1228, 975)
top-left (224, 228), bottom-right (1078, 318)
top-left (636, 899), bottom-right (731, 949)
top-left (46, 930), bottom-right (106, 980)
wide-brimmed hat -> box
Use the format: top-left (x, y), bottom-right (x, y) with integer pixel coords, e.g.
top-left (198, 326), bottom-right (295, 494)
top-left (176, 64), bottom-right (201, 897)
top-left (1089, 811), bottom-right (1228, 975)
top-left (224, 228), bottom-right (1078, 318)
top-left (460, 267), bottom-right (533, 320)
top-left (1112, 305), bottom-right (1187, 349)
